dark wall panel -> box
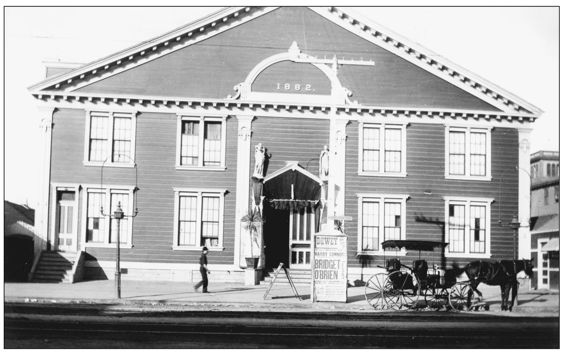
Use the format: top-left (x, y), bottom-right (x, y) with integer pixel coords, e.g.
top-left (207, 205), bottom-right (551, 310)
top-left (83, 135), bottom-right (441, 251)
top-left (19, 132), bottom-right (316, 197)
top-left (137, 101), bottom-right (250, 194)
top-left (76, 7), bottom-right (499, 112)
top-left (50, 108), bottom-right (238, 265)
top-left (343, 122), bottom-right (519, 269)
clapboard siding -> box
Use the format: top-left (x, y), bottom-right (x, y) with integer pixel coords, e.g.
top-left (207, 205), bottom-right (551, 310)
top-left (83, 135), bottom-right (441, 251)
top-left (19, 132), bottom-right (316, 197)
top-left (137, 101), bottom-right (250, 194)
top-left (344, 122), bottom-right (518, 268)
top-left (50, 108), bottom-right (238, 265)
top-left (76, 7), bottom-right (498, 112)
top-left (250, 117), bottom-right (330, 176)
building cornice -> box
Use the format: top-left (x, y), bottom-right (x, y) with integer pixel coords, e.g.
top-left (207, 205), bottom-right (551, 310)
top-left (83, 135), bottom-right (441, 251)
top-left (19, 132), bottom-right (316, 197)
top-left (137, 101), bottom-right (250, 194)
top-left (31, 91), bottom-right (537, 125)
top-left (28, 6), bottom-right (543, 119)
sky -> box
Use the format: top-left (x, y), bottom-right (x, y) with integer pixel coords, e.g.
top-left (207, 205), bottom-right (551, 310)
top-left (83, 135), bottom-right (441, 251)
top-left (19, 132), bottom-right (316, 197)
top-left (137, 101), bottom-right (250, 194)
top-left (3, 6), bottom-right (559, 207)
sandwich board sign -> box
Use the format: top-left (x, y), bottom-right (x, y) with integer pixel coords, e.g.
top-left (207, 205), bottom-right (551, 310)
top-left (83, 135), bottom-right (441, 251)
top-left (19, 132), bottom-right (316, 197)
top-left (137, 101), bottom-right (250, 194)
top-left (311, 225), bottom-right (348, 303)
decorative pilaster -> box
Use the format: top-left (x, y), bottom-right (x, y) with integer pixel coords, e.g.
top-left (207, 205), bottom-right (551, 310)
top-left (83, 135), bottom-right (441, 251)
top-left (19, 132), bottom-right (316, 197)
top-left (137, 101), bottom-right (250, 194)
top-left (36, 106), bottom-right (56, 257)
top-left (328, 117), bottom-right (349, 222)
top-left (517, 128), bottom-right (532, 260)
top-left (234, 115), bottom-right (254, 268)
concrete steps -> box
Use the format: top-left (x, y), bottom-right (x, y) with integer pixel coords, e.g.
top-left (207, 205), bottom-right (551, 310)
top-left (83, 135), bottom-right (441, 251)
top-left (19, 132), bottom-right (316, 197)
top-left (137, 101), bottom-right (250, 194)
top-left (31, 251), bottom-right (75, 283)
top-left (260, 268), bottom-right (312, 286)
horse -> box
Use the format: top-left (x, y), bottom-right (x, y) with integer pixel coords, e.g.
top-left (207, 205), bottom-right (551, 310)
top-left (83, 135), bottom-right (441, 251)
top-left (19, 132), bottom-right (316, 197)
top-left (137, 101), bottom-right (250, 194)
top-left (463, 259), bottom-right (534, 311)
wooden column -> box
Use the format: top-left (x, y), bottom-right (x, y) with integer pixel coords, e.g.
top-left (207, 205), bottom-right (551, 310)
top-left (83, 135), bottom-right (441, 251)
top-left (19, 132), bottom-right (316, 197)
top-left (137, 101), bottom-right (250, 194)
top-left (234, 115), bottom-right (254, 268)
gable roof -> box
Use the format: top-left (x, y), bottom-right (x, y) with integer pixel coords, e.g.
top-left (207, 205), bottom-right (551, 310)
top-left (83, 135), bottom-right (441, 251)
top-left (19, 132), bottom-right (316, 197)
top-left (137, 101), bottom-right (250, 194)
top-left (28, 6), bottom-right (542, 117)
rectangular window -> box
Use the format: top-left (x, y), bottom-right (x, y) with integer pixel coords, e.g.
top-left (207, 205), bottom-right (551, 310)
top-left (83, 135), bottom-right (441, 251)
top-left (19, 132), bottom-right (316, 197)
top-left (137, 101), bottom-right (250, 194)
top-left (83, 186), bottom-right (134, 247)
top-left (446, 126), bottom-right (491, 180)
top-left (173, 188), bottom-right (226, 250)
top-left (357, 194), bottom-right (408, 254)
top-left (177, 116), bottom-right (226, 170)
top-left (359, 123), bottom-right (406, 176)
top-left (445, 197), bottom-right (492, 257)
top-left (85, 111), bottom-right (136, 166)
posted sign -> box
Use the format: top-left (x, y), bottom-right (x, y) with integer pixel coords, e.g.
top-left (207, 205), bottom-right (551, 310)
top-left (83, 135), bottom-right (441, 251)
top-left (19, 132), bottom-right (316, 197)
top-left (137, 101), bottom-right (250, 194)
top-left (311, 232), bottom-right (348, 302)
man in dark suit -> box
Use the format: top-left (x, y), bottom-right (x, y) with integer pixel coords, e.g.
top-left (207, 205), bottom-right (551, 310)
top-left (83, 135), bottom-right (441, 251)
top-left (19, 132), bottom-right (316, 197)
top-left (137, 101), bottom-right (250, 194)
top-left (194, 247), bottom-right (210, 293)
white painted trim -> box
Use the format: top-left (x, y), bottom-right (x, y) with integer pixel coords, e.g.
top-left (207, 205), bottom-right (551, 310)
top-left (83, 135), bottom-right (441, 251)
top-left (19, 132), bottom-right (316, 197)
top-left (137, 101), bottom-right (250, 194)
top-left (37, 107), bottom-right (56, 255)
top-left (83, 110), bottom-right (138, 167)
top-left (234, 115), bottom-right (254, 268)
top-left (263, 161), bottom-right (323, 185)
top-left (358, 122), bottom-right (408, 177)
top-left (32, 97), bottom-right (537, 127)
top-left (444, 125), bottom-right (492, 181)
top-left (313, 7), bottom-right (542, 116)
top-left (175, 114), bottom-right (227, 170)
top-left (356, 193), bottom-right (409, 256)
top-left (172, 188), bottom-right (226, 250)
top-left (530, 229), bottom-right (559, 235)
top-left (444, 197), bottom-right (493, 258)
top-left (30, 7), bottom-right (278, 92)
top-left (80, 184), bottom-right (136, 250)
top-left (50, 184), bottom-right (81, 252)
top-left (537, 238), bottom-right (550, 290)
top-left (517, 129), bottom-right (531, 259)
top-left (84, 260), bottom-right (242, 271)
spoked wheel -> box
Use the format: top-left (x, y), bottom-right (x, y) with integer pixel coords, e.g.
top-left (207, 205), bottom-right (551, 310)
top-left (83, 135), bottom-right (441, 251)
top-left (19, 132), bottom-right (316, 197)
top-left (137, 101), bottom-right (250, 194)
top-left (423, 286), bottom-right (449, 310)
top-left (365, 273), bottom-right (390, 310)
top-left (449, 282), bottom-right (474, 311)
top-left (385, 271), bottom-right (420, 310)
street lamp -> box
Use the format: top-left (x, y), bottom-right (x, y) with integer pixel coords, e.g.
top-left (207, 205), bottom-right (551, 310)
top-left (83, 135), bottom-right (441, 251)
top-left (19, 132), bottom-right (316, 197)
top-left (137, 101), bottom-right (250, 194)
top-left (509, 215), bottom-right (521, 260)
top-left (100, 154), bottom-right (139, 299)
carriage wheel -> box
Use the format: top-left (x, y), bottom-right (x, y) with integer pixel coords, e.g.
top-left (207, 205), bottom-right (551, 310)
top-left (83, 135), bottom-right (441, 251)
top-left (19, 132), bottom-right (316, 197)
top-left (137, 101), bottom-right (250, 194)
top-left (384, 271), bottom-right (420, 310)
top-left (364, 273), bottom-right (390, 310)
top-left (449, 282), bottom-right (474, 311)
top-left (423, 287), bottom-right (449, 310)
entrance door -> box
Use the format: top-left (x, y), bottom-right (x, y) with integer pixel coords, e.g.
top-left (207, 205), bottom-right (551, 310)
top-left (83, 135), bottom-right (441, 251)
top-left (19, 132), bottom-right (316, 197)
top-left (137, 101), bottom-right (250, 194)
top-left (537, 239), bottom-right (550, 289)
top-left (289, 208), bottom-right (316, 269)
top-left (55, 190), bottom-right (76, 252)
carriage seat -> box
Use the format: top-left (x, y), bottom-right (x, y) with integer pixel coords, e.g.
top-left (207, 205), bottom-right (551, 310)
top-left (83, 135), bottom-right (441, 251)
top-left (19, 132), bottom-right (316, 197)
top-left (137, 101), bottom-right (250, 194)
top-left (413, 259), bottom-right (428, 281)
top-left (386, 258), bottom-right (401, 272)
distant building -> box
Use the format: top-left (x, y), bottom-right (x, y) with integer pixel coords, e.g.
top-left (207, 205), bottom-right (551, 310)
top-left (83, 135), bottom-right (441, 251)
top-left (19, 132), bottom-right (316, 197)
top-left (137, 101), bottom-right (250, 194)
top-left (530, 151), bottom-right (559, 290)
top-left (4, 201), bottom-right (36, 281)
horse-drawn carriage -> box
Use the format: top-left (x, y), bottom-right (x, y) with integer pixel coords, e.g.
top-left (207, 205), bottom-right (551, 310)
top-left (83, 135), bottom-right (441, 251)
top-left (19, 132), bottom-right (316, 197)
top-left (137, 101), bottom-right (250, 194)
top-left (364, 240), bottom-right (478, 311)
top-left (364, 239), bottom-right (534, 311)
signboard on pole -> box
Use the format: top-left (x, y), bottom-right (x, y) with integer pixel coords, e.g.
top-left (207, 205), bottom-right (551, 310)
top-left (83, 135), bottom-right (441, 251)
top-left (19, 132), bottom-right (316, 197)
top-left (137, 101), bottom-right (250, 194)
top-left (311, 229), bottom-right (348, 302)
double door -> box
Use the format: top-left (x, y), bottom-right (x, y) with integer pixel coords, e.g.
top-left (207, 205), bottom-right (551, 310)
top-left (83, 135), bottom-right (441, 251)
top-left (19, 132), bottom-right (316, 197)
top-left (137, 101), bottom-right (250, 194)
top-left (289, 208), bottom-right (317, 269)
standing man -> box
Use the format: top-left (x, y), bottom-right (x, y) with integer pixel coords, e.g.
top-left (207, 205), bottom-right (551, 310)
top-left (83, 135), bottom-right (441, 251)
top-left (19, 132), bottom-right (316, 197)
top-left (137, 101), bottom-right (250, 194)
top-left (194, 247), bottom-right (210, 293)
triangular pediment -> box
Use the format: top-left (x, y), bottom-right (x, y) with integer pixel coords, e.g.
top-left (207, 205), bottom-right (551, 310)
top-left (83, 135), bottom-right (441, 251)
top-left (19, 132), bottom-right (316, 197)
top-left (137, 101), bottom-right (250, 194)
top-left (29, 6), bottom-right (541, 117)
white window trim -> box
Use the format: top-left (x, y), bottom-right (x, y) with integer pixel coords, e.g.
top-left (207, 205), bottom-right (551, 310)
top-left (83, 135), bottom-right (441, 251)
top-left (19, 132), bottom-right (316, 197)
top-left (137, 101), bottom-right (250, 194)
top-left (172, 187), bottom-right (227, 251)
top-left (50, 183), bottom-right (81, 251)
top-left (356, 193), bottom-right (409, 256)
top-left (80, 184), bottom-right (136, 249)
top-left (445, 125), bottom-right (492, 181)
top-left (83, 110), bottom-right (137, 168)
top-left (175, 115), bottom-right (227, 171)
top-left (358, 122), bottom-right (407, 177)
top-left (443, 196), bottom-right (494, 258)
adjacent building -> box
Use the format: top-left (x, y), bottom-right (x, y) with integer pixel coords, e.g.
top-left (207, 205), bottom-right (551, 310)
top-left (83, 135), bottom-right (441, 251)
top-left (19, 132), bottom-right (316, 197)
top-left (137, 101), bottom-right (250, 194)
top-left (28, 7), bottom-right (540, 284)
top-left (530, 151), bottom-right (559, 290)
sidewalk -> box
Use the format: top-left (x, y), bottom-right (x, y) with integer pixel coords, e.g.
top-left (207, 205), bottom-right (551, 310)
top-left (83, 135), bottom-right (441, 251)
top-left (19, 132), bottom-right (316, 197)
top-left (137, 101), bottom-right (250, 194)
top-left (4, 279), bottom-right (559, 316)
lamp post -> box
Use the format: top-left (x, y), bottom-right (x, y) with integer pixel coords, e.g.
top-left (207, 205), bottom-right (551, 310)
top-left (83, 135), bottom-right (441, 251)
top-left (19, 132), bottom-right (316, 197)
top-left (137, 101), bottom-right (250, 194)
top-left (509, 215), bottom-right (521, 260)
top-left (100, 154), bottom-right (139, 299)
top-left (113, 203), bottom-right (124, 298)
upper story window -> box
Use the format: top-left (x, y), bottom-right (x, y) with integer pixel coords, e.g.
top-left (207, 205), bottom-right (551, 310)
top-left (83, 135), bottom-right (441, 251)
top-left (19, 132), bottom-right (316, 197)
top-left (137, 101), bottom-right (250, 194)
top-left (445, 126), bottom-right (492, 181)
top-left (444, 196), bottom-right (493, 258)
top-left (358, 122), bottom-right (407, 177)
top-left (84, 111), bottom-right (137, 167)
top-left (176, 115), bottom-right (227, 170)
top-left (173, 188), bottom-right (227, 250)
top-left (81, 185), bottom-right (135, 248)
top-left (356, 193), bottom-right (409, 255)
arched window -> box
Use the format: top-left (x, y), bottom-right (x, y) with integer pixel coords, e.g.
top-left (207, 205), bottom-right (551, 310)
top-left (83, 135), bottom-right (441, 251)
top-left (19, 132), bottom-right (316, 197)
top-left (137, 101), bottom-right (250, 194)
top-left (547, 164), bottom-right (551, 176)
top-left (552, 164), bottom-right (556, 176)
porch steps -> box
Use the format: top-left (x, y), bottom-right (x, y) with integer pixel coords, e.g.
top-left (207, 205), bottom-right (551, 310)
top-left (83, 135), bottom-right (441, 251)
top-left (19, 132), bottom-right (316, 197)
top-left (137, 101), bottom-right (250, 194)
top-left (260, 268), bottom-right (312, 286)
top-left (31, 251), bottom-right (75, 283)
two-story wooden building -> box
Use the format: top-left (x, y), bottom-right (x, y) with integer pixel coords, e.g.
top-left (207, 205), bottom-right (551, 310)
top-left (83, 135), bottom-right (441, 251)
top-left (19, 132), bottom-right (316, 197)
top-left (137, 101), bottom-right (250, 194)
top-left (29, 7), bottom-right (540, 284)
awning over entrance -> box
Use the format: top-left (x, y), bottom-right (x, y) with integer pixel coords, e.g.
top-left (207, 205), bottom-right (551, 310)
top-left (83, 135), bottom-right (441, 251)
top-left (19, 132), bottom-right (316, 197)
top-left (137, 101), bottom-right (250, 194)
top-left (541, 238), bottom-right (559, 252)
top-left (263, 162), bottom-right (322, 211)
top-left (530, 214), bottom-right (559, 235)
